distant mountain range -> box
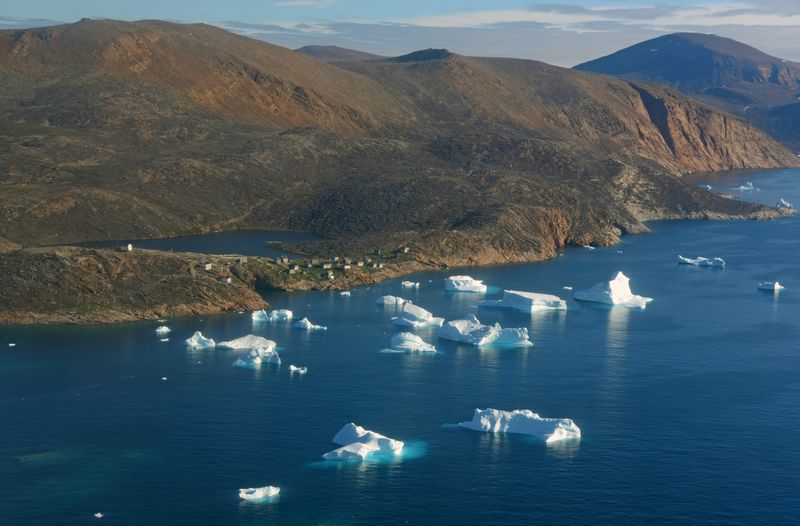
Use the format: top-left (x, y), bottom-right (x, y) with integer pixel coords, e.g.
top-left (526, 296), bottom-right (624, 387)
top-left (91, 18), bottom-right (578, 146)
top-left (576, 33), bottom-right (800, 150)
top-left (295, 45), bottom-right (382, 62)
top-left (0, 20), bottom-right (794, 264)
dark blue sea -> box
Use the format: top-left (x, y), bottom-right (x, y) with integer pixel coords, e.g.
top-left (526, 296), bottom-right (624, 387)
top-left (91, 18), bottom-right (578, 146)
top-left (1, 169), bottom-right (799, 525)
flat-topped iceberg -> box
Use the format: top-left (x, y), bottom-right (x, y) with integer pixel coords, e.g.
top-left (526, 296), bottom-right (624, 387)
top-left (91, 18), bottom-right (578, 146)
top-left (293, 317), bottom-right (327, 331)
top-left (383, 332), bottom-right (437, 353)
top-left (155, 326), bottom-right (171, 336)
top-left (479, 290), bottom-right (567, 312)
top-left (758, 281), bottom-right (785, 291)
top-left (219, 334), bottom-right (276, 353)
top-left (376, 295), bottom-right (410, 306)
top-left (445, 275), bottom-right (487, 293)
top-left (392, 303), bottom-right (444, 328)
top-left (401, 281), bottom-right (420, 288)
top-left (186, 331), bottom-right (215, 350)
top-left (457, 408), bottom-right (581, 443)
top-left (574, 271), bottom-right (652, 309)
top-left (439, 314), bottom-right (532, 347)
top-left (239, 486), bottom-right (280, 501)
top-left (322, 423), bottom-right (404, 461)
top-left (678, 255), bottom-right (726, 268)
top-left (289, 364), bottom-right (308, 374)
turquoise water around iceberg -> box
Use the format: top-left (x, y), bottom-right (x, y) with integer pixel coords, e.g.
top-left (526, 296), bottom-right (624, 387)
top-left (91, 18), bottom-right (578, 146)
top-left (1, 169), bottom-right (800, 525)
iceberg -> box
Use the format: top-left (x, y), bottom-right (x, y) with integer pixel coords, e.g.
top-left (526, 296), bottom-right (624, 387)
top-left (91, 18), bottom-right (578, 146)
top-left (239, 486), bottom-right (280, 501)
top-left (778, 198), bottom-right (793, 209)
top-left (457, 408), bottom-right (581, 443)
top-left (155, 326), bottom-right (171, 336)
top-left (293, 317), bottom-right (327, 331)
top-left (159, 338), bottom-right (169, 343)
top-left (563, 286), bottom-right (573, 291)
top-left (479, 290), bottom-right (567, 312)
top-left (383, 332), bottom-right (437, 353)
top-left (758, 281), bottom-right (785, 291)
top-left (219, 334), bottom-right (276, 353)
top-left (438, 314), bottom-right (532, 347)
top-left (186, 331), bottom-right (215, 350)
top-left (322, 423), bottom-right (404, 461)
top-left (401, 281), bottom-right (420, 288)
top-left (233, 347), bottom-right (280, 368)
top-left (735, 181), bottom-right (756, 191)
top-left (391, 303), bottom-right (445, 328)
top-left (574, 271), bottom-right (652, 309)
top-left (699, 184), bottom-right (712, 190)
top-left (444, 275), bottom-right (487, 293)
top-left (8, 343), bottom-right (16, 347)
top-left (678, 255), bottom-right (726, 268)
top-left (94, 512), bottom-right (104, 519)
top-left (376, 295), bottom-right (410, 306)
top-left (289, 365), bottom-right (308, 374)
top-left (251, 309), bottom-right (269, 322)
top-left (340, 291), bottom-right (351, 297)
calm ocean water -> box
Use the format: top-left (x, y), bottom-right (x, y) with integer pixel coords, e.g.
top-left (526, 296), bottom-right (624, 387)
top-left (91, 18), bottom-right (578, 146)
top-left (2, 169), bottom-right (799, 525)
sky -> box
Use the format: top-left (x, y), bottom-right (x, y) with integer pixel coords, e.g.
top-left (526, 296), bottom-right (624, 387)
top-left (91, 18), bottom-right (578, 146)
top-left (1, 1), bottom-right (799, 66)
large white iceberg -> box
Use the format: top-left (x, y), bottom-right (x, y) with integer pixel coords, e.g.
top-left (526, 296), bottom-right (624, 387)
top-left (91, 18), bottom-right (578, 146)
top-left (445, 275), bottom-right (488, 293)
top-left (376, 295), bottom-right (410, 306)
top-left (382, 332), bottom-right (437, 353)
top-left (391, 303), bottom-right (445, 328)
top-left (186, 331), bottom-right (215, 350)
top-left (479, 290), bottom-right (567, 312)
top-left (239, 486), bottom-right (280, 501)
top-left (758, 281), bottom-right (785, 291)
top-left (438, 314), bottom-right (532, 347)
top-left (219, 334), bottom-right (276, 352)
top-left (252, 309), bottom-right (293, 321)
top-left (401, 281), bottom-right (420, 288)
top-left (293, 317), bottom-right (327, 331)
top-left (322, 423), bottom-right (404, 461)
top-left (678, 255), bottom-right (726, 268)
top-left (457, 408), bottom-right (581, 443)
top-left (574, 271), bottom-right (652, 309)
top-left (155, 326), bottom-right (171, 336)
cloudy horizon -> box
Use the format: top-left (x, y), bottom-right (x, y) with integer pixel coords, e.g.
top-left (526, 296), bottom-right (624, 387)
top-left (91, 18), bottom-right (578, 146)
top-left (1, 1), bottom-right (799, 67)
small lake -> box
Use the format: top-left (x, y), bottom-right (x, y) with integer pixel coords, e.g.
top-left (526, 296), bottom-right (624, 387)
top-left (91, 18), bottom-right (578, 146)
top-left (1, 169), bottom-right (799, 525)
top-left (79, 230), bottom-right (321, 259)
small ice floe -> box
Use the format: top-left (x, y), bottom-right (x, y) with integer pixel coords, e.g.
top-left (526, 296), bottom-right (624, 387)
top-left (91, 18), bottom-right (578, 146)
top-left (322, 423), bottom-right (404, 461)
top-left (574, 271), bottom-right (652, 309)
top-left (735, 181), bottom-right (756, 191)
top-left (155, 326), bottom-right (171, 336)
top-left (161, 377), bottom-right (167, 382)
top-left (376, 295), bottom-right (410, 306)
top-left (777, 198), bottom-right (794, 209)
top-left (582, 245), bottom-right (596, 250)
top-left (479, 290), bottom-right (567, 312)
top-left (382, 332), bottom-right (437, 353)
top-left (293, 317), bottom-right (327, 331)
top-left (439, 314), bottom-right (532, 347)
top-left (456, 408), bottom-right (581, 443)
top-left (678, 255), bottom-right (726, 268)
top-left (251, 309), bottom-right (269, 322)
top-left (289, 365), bottom-right (308, 374)
top-left (340, 291), bottom-right (351, 297)
top-left (698, 184), bottom-right (712, 190)
top-left (186, 331), bottom-right (215, 350)
top-left (444, 275), bottom-right (487, 293)
top-left (239, 486), bottom-right (280, 501)
top-left (94, 512), bottom-right (104, 519)
top-left (758, 281), bottom-right (785, 291)
top-left (616, 250), bottom-right (623, 254)
top-left (8, 343), bottom-right (16, 347)
top-left (391, 303), bottom-right (445, 328)
top-left (160, 338), bottom-right (170, 343)
top-left (401, 281), bottom-right (420, 288)
top-left (562, 286), bottom-right (573, 291)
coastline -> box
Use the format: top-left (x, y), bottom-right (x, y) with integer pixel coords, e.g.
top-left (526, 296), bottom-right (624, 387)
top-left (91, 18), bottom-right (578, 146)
top-left (0, 203), bottom-right (793, 326)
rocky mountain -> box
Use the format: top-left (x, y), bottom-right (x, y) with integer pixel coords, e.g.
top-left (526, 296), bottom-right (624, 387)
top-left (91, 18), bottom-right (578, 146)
top-left (0, 19), bottom-right (796, 268)
top-left (295, 45), bottom-right (382, 62)
top-left (575, 33), bottom-right (800, 149)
